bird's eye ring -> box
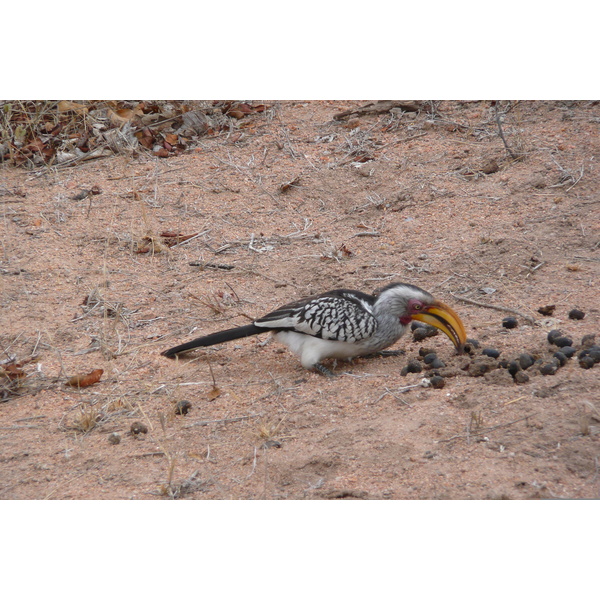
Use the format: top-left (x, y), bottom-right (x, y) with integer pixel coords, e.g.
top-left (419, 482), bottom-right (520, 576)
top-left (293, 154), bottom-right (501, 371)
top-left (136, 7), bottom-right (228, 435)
top-left (413, 302), bottom-right (423, 311)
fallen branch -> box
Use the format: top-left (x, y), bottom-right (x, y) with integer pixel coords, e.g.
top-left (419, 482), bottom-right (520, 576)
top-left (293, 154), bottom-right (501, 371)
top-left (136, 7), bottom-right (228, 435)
top-left (183, 413), bottom-right (262, 429)
top-left (333, 101), bottom-right (422, 121)
top-left (449, 293), bottom-right (536, 325)
top-left (494, 102), bottom-right (521, 161)
top-left (435, 413), bottom-right (536, 444)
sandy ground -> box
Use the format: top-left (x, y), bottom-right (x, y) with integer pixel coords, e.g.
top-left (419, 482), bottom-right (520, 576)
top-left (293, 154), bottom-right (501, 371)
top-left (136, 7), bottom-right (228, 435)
top-left (1, 100), bottom-right (599, 500)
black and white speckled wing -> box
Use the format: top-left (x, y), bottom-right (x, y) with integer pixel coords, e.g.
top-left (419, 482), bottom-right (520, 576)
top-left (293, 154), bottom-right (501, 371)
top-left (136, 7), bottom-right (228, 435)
top-left (254, 289), bottom-right (378, 342)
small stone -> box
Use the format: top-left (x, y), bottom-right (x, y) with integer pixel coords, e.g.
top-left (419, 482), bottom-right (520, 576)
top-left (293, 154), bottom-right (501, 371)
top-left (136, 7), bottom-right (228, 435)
top-left (108, 432), bottom-right (121, 445)
top-left (568, 308), bottom-right (585, 320)
top-left (130, 421), bottom-right (148, 435)
top-left (518, 353), bottom-right (535, 370)
top-left (579, 356), bottom-right (595, 369)
top-left (560, 346), bottom-right (576, 358)
top-left (418, 347), bottom-right (436, 357)
top-left (514, 371), bottom-right (530, 384)
top-left (430, 358), bottom-right (446, 369)
top-left (547, 329), bottom-right (563, 344)
top-left (540, 362), bottom-right (558, 375)
top-left (482, 348), bottom-right (500, 358)
top-left (553, 336), bottom-right (573, 348)
top-left (502, 317), bottom-right (518, 329)
top-left (175, 400), bottom-right (192, 415)
top-left (553, 352), bottom-right (567, 367)
top-left (429, 375), bottom-right (445, 389)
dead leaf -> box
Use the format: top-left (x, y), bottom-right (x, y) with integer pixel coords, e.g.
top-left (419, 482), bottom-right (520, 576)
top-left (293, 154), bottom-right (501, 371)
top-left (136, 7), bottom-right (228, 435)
top-left (25, 138), bottom-right (47, 153)
top-left (160, 231), bottom-right (198, 246)
top-left (236, 103), bottom-right (253, 115)
top-left (279, 174), bottom-right (301, 193)
top-left (57, 101), bottom-right (88, 115)
top-left (207, 386), bottom-right (221, 401)
top-left (136, 128), bottom-right (155, 149)
top-left (537, 305), bottom-right (556, 316)
top-left (136, 235), bottom-right (170, 254)
top-left (164, 133), bottom-right (178, 145)
top-left (67, 368), bottom-right (103, 388)
top-left (339, 243), bottom-right (353, 257)
top-left (107, 105), bottom-right (143, 128)
top-left (2, 363), bottom-right (26, 380)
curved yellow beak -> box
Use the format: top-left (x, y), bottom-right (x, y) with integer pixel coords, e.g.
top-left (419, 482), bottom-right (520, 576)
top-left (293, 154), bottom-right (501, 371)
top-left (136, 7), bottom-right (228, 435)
top-left (412, 300), bottom-right (467, 352)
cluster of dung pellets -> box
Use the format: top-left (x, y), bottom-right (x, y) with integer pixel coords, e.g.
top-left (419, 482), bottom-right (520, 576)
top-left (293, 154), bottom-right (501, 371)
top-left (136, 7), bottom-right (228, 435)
top-left (402, 312), bottom-right (596, 388)
top-left (546, 330), bottom-right (600, 370)
top-left (464, 329), bottom-right (598, 384)
top-left (400, 346), bottom-right (447, 388)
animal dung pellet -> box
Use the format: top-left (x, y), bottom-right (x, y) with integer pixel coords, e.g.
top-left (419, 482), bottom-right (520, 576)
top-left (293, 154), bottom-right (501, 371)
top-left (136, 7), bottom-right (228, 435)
top-left (130, 421), bottom-right (148, 435)
top-left (423, 353), bottom-right (438, 365)
top-left (514, 371), bottom-right (530, 384)
top-left (553, 336), bottom-right (574, 348)
top-left (502, 317), bottom-right (518, 329)
top-left (175, 400), bottom-right (192, 415)
top-left (539, 362), bottom-right (559, 375)
top-left (401, 359), bottom-right (423, 376)
top-left (518, 353), bottom-right (535, 370)
top-left (412, 325), bottom-right (439, 342)
top-left (581, 334), bottom-right (596, 348)
top-left (482, 348), bottom-right (500, 358)
top-left (507, 361), bottom-right (521, 377)
top-left (429, 375), bottom-right (446, 389)
top-left (553, 351), bottom-right (567, 367)
top-left (547, 330), bottom-right (563, 344)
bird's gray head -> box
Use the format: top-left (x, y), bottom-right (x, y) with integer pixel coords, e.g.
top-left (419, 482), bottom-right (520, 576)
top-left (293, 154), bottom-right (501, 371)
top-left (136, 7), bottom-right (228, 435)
top-left (374, 283), bottom-right (434, 320)
top-left (373, 282), bottom-right (467, 350)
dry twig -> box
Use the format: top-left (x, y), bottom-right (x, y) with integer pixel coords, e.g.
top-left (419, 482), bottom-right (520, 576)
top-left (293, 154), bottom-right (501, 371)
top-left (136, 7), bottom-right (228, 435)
top-left (449, 293), bottom-right (536, 325)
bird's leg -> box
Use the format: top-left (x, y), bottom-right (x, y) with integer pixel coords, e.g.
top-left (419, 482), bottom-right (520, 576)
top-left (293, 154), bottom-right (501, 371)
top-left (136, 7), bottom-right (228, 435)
top-left (362, 349), bottom-right (405, 359)
top-left (313, 363), bottom-right (336, 377)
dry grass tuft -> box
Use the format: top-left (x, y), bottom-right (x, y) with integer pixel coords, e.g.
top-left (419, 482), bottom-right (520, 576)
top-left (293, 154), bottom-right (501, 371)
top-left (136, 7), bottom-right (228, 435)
top-left (70, 405), bottom-right (101, 433)
top-left (253, 416), bottom-right (289, 448)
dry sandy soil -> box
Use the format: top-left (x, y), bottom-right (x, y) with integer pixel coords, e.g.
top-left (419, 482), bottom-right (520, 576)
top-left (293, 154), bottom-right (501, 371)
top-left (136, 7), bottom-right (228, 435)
top-left (1, 100), bottom-right (599, 500)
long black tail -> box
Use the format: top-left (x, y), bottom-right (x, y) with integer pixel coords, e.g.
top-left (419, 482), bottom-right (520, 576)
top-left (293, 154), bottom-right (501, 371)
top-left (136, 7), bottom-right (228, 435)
top-left (161, 323), bottom-right (267, 358)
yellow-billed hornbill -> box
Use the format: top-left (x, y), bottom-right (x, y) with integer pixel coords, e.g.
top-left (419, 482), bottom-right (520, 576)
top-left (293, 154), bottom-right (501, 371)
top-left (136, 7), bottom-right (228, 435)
top-left (161, 282), bottom-right (467, 376)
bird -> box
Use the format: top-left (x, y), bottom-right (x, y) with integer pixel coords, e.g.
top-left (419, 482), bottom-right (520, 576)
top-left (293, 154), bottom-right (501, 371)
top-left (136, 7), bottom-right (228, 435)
top-left (161, 282), bottom-right (467, 376)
